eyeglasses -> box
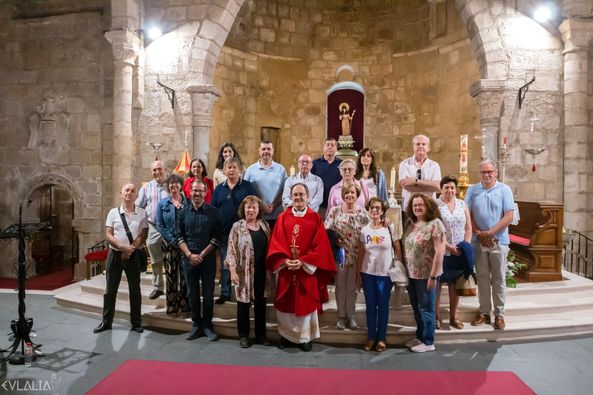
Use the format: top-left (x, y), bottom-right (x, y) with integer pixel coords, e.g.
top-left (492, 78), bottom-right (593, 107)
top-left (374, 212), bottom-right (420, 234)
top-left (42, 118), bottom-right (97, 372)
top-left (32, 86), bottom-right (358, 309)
top-left (479, 170), bottom-right (495, 174)
top-left (342, 168), bottom-right (355, 172)
top-left (369, 206), bottom-right (383, 211)
top-left (193, 190), bottom-right (206, 194)
top-left (417, 169), bottom-right (422, 180)
top-left (298, 160), bottom-right (311, 164)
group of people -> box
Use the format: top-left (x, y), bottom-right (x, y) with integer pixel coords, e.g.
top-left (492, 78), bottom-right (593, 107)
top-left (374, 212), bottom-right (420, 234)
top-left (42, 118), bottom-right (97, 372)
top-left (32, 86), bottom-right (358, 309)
top-left (94, 134), bottom-right (515, 354)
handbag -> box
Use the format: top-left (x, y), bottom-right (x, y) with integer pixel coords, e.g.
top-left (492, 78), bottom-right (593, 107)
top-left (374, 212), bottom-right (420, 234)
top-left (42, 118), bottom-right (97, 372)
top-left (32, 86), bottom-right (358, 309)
top-left (119, 208), bottom-right (148, 272)
top-left (387, 226), bottom-right (408, 287)
top-left (455, 273), bottom-right (477, 296)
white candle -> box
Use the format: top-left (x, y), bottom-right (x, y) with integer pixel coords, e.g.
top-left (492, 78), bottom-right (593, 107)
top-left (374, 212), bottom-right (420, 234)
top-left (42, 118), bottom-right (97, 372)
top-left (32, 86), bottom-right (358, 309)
top-left (390, 167), bottom-right (396, 190)
top-left (460, 134), bottom-right (468, 173)
top-left (289, 165), bottom-right (295, 177)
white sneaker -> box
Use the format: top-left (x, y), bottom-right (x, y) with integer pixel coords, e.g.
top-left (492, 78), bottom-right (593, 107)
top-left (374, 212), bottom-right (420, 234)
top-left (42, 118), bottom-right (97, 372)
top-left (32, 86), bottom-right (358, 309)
top-left (405, 339), bottom-right (422, 349)
top-left (410, 343), bottom-right (435, 353)
top-left (336, 319), bottom-right (346, 330)
top-left (348, 317), bottom-right (358, 330)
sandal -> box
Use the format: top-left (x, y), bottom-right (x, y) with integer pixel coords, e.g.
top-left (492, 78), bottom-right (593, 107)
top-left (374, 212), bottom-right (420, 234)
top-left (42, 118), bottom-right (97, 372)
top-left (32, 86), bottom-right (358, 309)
top-left (376, 341), bottom-right (387, 352)
top-left (363, 340), bottom-right (375, 352)
top-left (435, 319), bottom-right (442, 330)
top-left (450, 318), bottom-right (464, 329)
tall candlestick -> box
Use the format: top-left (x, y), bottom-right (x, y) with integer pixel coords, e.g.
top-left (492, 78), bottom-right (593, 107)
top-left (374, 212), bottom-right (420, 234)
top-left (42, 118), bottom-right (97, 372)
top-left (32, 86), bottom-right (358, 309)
top-left (503, 135), bottom-right (508, 148)
top-left (289, 165), bottom-right (295, 177)
top-left (390, 167), bottom-right (396, 190)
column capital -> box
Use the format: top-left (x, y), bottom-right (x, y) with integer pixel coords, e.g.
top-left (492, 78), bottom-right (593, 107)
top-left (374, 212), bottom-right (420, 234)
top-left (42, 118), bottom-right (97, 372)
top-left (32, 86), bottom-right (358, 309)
top-left (560, 18), bottom-right (593, 52)
top-left (469, 79), bottom-right (505, 121)
top-left (104, 29), bottom-right (141, 65)
top-left (187, 84), bottom-right (221, 125)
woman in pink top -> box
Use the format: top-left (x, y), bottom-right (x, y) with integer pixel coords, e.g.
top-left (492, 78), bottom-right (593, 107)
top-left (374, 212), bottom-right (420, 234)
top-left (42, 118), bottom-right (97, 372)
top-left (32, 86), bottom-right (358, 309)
top-left (327, 159), bottom-right (369, 214)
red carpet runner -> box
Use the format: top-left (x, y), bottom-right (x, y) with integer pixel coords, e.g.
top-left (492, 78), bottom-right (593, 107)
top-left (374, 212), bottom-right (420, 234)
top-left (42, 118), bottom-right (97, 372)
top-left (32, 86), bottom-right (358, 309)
top-left (0, 267), bottom-right (73, 291)
top-left (87, 360), bottom-right (534, 395)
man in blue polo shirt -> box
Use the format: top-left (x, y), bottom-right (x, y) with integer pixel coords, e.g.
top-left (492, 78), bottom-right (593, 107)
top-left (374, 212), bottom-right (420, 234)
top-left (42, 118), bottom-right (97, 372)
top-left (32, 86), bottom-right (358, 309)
top-left (465, 159), bottom-right (514, 330)
top-left (244, 140), bottom-right (287, 230)
top-left (311, 137), bottom-right (342, 218)
top-left (211, 157), bottom-right (257, 304)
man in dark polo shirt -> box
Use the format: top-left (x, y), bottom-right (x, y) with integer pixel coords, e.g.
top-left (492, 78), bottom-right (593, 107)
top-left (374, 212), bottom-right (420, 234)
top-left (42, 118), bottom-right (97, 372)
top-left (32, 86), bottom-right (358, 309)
top-left (311, 137), bottom-right (342, 218)
top-left (211, 157), bottom-right (257, 304)
top-left (178, 180), bottom-right (222, 341)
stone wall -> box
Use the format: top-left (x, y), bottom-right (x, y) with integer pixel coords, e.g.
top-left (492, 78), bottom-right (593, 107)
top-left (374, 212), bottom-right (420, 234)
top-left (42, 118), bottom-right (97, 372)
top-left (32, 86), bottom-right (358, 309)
top-left (211, 0), bottom-right (481, 177)
top-left (0, 4), bottom-right (111, 276)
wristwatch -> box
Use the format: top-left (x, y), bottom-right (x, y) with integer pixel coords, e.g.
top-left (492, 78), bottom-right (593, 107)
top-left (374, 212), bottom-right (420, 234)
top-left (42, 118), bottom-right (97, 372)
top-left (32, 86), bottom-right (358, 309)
top-left (430, 276), bottom-right (438, 280)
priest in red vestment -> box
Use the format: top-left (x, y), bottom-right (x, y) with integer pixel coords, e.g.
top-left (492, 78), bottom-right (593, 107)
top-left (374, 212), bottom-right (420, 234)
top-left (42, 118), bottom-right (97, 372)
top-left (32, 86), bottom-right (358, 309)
top-left (267, 183), bottom-right (336, 351)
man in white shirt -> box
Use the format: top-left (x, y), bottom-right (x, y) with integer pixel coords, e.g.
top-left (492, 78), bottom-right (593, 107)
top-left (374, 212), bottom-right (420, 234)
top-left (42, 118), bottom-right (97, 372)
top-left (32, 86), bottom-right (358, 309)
top-left (399, 134), bottom-right (441, 211)
top-left (282, 154), bottom-right (324, 212)
top-left (94, 183), bottom-right (148, 334)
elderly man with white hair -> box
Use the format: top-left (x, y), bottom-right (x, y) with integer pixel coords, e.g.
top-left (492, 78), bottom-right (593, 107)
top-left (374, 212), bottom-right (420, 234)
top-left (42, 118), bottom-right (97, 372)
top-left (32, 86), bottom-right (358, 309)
top-left (282, 154), bottom-right (324, 212)
top-left (398, 134), bottom-right (442, 212)
top-left (136, 160), bottom-right (169, 300)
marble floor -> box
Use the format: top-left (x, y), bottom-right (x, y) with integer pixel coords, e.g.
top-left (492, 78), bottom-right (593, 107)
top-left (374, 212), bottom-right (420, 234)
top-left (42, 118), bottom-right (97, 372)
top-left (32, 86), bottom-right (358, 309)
top-left (1, 292), bottom-right (592, 394)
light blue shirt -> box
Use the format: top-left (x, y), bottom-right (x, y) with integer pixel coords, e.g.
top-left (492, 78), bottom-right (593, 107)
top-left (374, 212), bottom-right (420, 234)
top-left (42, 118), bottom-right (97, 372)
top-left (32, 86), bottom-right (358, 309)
top-left (282, 172), bottom-right (324, 212)
top-left (465, 181), bottom-right (514, 245)
top-left (244, 160), bottom-right (287, 220)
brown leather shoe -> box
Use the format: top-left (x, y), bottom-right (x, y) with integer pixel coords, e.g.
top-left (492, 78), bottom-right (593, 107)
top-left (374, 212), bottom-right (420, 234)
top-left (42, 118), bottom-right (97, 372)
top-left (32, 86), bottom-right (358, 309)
top-left (494, 315), bottom-right (506, 330)
top-left (471, 313), bottom-right (491, 326)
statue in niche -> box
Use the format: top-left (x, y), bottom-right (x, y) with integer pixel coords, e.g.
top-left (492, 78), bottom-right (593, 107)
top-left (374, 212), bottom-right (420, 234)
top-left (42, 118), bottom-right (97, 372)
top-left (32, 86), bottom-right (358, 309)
top-left (339, 102), bottom-right (355, 136)
top-left (28, 89), bottom-right (70, 164)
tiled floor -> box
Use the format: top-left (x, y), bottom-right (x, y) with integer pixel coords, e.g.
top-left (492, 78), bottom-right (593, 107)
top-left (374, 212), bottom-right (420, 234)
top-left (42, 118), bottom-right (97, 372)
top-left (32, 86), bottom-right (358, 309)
top-left (1, 292), bottom-right (592, 394)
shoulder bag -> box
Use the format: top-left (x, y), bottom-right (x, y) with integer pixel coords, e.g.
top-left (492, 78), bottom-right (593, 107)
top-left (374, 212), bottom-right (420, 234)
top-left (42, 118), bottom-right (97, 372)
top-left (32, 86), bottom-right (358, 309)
top-left (119, 208), bottom-right (148, 272)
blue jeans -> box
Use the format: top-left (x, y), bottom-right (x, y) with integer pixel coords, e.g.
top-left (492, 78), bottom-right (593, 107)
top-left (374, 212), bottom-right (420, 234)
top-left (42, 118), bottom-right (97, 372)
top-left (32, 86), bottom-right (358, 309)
top-left (361, 273), bottom-right (393, 341)
top-left (183, 256), bottom-right (216, 329)
top-left (408, 278), bottom-right (437, 346)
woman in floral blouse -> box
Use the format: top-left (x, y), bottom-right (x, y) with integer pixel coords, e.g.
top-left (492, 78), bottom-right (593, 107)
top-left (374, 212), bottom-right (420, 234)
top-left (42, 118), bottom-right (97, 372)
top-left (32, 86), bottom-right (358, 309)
top-left (325, 182), bottom-right (370, 331)
top-left (225, 195), bottom-right (271, 348)
top-left (403, 193), bottom-right (445, 353)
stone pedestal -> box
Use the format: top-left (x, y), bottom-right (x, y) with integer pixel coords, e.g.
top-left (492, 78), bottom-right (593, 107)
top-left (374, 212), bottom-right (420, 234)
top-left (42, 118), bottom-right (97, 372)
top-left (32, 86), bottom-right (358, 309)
top-left (336, 135), bottom-right (358, 159)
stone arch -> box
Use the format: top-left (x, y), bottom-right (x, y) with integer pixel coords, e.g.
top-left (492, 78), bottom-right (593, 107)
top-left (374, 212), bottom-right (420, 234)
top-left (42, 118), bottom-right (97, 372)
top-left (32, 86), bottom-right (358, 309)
top-left (17, 173), bottom-right (84, 221)
top-left (187, 0), bottom-right (245, 85)
top-left (454, 0), bottom-right (508, 80)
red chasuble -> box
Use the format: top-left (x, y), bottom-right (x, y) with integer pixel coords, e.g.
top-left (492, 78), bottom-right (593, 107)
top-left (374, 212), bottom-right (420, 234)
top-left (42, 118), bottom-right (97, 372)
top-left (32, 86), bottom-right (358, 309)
top-left (266, 208), bottom-right (336, 317)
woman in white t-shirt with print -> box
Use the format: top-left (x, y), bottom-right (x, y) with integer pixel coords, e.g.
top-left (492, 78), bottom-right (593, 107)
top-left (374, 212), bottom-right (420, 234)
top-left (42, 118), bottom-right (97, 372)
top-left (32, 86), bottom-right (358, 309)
top-left (357, 197), bottom-right (403, 352)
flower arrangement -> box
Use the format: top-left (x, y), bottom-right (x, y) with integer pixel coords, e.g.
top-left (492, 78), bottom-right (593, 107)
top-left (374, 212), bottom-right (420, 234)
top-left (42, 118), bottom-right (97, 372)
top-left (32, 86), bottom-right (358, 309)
top-left (506, 250), bottom-right (527, 288)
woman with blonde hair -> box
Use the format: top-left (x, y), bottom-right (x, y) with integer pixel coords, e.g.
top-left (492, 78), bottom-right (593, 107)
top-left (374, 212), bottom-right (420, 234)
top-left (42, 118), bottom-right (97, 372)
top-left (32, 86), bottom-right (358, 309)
top-left (325, 182), bottom-right (370, 330)
top-left (225, 195), bottom-right (271, 348)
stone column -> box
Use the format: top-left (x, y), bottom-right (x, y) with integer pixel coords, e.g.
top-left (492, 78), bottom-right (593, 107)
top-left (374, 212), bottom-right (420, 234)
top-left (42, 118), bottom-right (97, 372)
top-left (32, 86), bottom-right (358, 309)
top-left (559, 18), bottom-right (593, 234)
top-left (469, 79), bottom-right (506, 163)
top-left (105, 30), bottom-right (140, 206)
top-left (187, 84), bottom-right (221, 163)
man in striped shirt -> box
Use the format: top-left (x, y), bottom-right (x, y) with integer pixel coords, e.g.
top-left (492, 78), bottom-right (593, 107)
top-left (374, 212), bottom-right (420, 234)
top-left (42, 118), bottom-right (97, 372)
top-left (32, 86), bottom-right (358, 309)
top-left (136, 160), bottom-right (169, 299)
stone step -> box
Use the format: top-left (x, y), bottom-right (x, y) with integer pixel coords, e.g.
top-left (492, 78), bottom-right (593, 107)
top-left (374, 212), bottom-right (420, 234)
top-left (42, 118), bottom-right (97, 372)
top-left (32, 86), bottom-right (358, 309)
top-left (54, 270), bottom-right (593, 345)
top-left (58, 291), bottom-right (593, 346)
top-left (79, 277), bottom-right (166, 309)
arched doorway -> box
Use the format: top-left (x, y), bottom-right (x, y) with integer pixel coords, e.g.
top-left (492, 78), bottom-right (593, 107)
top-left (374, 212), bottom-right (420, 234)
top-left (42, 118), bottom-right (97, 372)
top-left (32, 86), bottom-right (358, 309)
top-left (27, 184), bottom-right (77, 279)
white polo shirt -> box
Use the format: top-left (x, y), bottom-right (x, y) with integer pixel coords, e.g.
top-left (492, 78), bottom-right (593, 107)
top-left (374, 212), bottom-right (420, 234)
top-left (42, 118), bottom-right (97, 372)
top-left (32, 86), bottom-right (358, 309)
top-left (105, 205), bottom-right (149, 251)
top-left (398, 156), bottom-right (441, 209)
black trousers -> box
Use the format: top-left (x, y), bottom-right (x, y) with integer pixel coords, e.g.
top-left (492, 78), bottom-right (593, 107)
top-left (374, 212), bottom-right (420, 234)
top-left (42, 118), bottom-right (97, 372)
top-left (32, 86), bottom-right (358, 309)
top-left (183, 257), bottom-right (216, 329)
top-left (236, 259), bottom-right (267, 338)
top-left (102, 249), bottom-right (142, 326)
